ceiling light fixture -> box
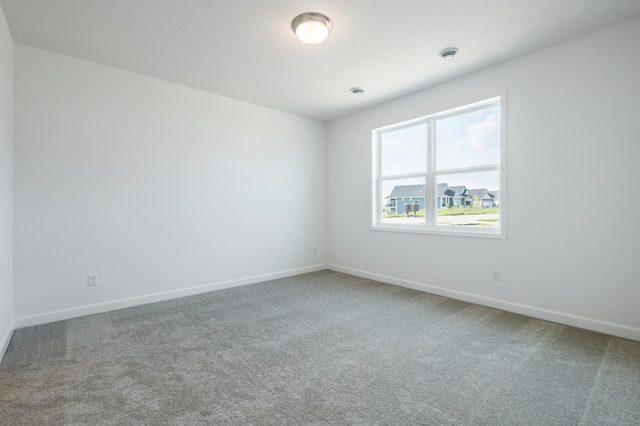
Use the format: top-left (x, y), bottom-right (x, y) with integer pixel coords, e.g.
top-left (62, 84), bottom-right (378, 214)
top-left (440, 48), bottom-right (459, 62)
top-left (291, 12), bottom-right (333, 44)
top-left (350, 87), bottom-right (365, 96)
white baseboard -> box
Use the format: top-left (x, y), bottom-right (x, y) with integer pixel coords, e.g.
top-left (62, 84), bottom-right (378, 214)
top-left (11, 263), bottom-right (639, 342)
top-left (13, 264), bottom-right (328, 330)
top-left (328, 264), bottom-right (640, 342)
top-left (0, 320), bottom-right (15, 363)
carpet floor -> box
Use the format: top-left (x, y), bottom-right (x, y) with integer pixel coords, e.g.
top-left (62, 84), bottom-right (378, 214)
top-left (1, 270), bottom-right (639, 425)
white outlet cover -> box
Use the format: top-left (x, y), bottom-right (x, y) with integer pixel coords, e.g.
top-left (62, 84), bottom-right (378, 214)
top-left (87, 275), bottom-right (98, 286)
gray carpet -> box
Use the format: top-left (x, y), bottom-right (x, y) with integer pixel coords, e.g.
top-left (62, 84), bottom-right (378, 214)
top-left (1, 270), bottom-right (639, 425)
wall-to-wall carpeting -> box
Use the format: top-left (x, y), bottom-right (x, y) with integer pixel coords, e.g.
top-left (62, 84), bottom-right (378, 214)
top-left (1, 270), bottom-right (639, 425)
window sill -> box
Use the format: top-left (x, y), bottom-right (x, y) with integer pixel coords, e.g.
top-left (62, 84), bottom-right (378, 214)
top-left (370, 224), bottom-right (506, 240)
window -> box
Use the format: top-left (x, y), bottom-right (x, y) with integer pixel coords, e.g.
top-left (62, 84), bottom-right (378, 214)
top-left (372, 95), bottom-right (505, 238)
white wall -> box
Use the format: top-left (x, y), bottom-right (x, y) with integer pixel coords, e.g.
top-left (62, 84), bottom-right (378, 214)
top-left (327, 17), bottom-right (640, 340)
top-left (13, 44), bottom-right (326, 324)
top-left (0, 5), bottom-right (13, 358)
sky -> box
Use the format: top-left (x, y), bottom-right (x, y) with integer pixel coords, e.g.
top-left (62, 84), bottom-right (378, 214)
top-left (379, 104), bottom-right (501, 196)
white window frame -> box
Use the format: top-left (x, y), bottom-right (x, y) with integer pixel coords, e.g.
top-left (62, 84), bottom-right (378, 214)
top-left (371, 93), bottom-right (507, 239)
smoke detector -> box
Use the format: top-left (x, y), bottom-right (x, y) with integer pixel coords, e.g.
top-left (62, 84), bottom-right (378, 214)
top-left (440, 48), bottom-right (459, 62)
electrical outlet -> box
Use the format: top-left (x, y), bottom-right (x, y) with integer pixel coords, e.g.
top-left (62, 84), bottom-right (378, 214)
top-left (491, 269), bottom-right (501, 281)
top-left (87, 274), bottom-right (98, 287)
top-left (313, 248), bottom-right (317, 255)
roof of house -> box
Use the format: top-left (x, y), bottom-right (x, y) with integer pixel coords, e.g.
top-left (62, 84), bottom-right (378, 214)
top-left (388, 184), bottom-right (497, 199)
top-left (468, 189), bottom-right (492, 199)
top-left (386, 184), bottom-right (424, 199)
top-left (448, 186), bottom-right (469, 196)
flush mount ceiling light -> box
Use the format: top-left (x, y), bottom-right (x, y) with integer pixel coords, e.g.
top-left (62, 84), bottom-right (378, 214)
top-left (350, 87), bottom-right (365, 96)
top-left (291, 12), bottom-right (333, 44)
top-left (440, 48), bottom-right (459, 62)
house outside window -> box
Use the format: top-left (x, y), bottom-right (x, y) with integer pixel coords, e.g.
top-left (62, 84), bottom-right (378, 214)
top-left (372, 95), bottom-right (506, 238)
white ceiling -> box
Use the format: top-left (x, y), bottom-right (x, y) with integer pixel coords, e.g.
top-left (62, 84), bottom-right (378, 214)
top-left (2, 0), bottom-right (640, 122)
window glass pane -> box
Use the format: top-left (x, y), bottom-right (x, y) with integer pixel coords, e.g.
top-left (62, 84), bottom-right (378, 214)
top-left (436, 106), bottom-right (500, 170)
top-left (436, 171), bottom-right (499, 228)
top-left (380, 123), bottom-right (427, 176)
top-left (381, 177), bottom-right (425, 225)
top-left (372, 96), bottom-right (504, 237)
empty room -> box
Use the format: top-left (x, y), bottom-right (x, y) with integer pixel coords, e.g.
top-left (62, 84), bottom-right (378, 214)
top-left (1, 1), bottom-right (639, 424)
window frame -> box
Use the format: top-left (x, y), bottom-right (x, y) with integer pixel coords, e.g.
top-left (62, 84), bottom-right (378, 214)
top-left (371, 93), bottom-right (507, 239)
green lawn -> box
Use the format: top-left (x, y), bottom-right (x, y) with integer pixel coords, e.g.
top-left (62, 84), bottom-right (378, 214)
top-left (438, 206), bottom-right (498, 216)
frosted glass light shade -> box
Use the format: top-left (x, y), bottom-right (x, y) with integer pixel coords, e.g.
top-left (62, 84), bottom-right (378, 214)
top-left (291, 13), bottom-right (333, 44)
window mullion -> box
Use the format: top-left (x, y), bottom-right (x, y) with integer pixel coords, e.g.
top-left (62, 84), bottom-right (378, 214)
top-left (425, 118), bottom-right (436, 228)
